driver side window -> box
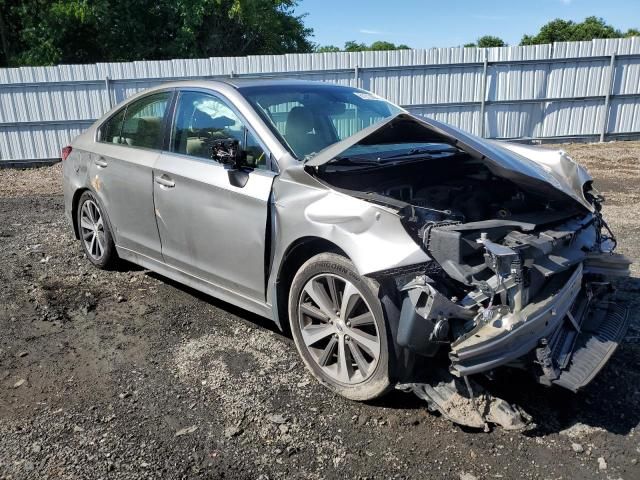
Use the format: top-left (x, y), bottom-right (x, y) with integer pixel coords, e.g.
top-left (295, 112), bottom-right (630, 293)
top-left (171, 91), bottom-right (268, 169)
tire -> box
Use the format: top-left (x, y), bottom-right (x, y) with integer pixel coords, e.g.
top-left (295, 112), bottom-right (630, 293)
top-left (76, 191), bottom-right (117, 269)
top-left (288, 253), bottom-right (393, 401)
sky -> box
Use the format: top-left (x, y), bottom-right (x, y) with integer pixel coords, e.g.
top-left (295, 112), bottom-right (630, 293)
top-left (296, 0), bottom-right (640, 49)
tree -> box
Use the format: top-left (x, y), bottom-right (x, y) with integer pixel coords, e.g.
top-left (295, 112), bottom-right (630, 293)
top-left (369, 40), bottom-right (407, 51)
top-left (520, 16), bottom-right (638, 45)
top-left (0, 0), bottom-right (315, 67)
top-left (343, 40), bottom-right (369, 52)
top-left (465, 35), bottom-right (507, 48)
top-left (317, 40), bottom-right (410, 53)
top-left (316, 45), bottom-right (340, 53)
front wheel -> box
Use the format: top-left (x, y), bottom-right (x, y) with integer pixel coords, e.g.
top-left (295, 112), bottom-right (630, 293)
top-left (288, 253), bottom-right (393, 401)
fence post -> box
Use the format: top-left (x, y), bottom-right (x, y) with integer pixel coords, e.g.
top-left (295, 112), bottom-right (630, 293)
top-left (478, 51), bottom-right (488, 138)
top-left (104, 76), bottom-right (112, 110)
top-left (354, 65), bottom-right (359, 88)
top-left (599, 52), bottom-right (616, 142)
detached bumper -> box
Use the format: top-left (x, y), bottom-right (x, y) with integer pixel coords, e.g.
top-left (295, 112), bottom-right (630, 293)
top-left (549, 299), bottom-right (628, 392)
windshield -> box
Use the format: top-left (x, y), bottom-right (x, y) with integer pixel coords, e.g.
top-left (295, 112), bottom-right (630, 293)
top-left (238, 84), bottom-right (403, 160)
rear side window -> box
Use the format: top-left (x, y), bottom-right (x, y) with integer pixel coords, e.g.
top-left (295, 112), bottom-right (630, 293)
top-left (110, 92), bottom-right (171, 149)
top-left (100, 108), bottom-right (126, 144)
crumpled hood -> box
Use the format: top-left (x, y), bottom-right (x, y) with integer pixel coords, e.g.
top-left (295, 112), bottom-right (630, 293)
top-left (305, 113), bottom-right (594, 211)
top-left (489, 140), bottom-right (594, 211)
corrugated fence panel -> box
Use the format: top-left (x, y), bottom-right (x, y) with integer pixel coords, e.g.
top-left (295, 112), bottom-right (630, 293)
top-left (609, 98), bottom-right (640, 133)
top-left (2, 38), bottom-right (640, 162)
top-left (485, 103), bottom-right (544, 139)
top-left (408, 105), bottom-right (480, 135)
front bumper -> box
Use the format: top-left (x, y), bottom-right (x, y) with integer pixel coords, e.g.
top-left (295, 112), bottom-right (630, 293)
top-left (450, 263), bottom-right (629, 391)
top-left (449, 264), bottom-right (585, 376)
top-left (400, 259), bottom-right (630, 392)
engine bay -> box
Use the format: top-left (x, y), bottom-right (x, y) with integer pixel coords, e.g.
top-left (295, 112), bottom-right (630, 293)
top-left (316, 149), bottom-right (582, 228)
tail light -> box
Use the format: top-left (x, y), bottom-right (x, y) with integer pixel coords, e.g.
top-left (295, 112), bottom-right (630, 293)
top-left (61, 145), bottom-right (72, 161)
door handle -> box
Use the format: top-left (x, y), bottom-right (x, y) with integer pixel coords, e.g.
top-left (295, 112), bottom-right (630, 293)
top-left (94, 157), bottom-right (108, 168)
top-left (154, 175), bottom-right (175, 188)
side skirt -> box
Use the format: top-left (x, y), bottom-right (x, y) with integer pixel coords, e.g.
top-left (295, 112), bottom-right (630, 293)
top-left (116, 246), bottom-right (275, 320)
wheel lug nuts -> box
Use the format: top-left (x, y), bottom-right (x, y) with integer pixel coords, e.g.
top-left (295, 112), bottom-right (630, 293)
top-left (345, 335), bottom-right (350, 341)
top-left (346, 321), bottom-right (351, 327)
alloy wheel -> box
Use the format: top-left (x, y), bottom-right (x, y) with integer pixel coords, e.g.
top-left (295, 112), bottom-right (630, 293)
top-left (80, 199), bottom-right (106, 261)
top-left (297, 273), bottom-right (381, 384)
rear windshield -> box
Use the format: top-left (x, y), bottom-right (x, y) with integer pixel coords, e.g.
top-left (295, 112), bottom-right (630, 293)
top-left (239, 84), bottom-right (403, 160)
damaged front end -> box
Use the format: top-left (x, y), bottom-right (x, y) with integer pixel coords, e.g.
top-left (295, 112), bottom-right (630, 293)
top-left (306, 113), bottom-right (631, 428)
top-left (400, 211), bottom-right (629, 391)
top-left (394, 207), bottom-right (629, 429)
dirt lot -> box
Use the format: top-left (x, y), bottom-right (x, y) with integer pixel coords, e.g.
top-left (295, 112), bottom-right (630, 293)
top-left (0, 141), bottom-right (639, 480)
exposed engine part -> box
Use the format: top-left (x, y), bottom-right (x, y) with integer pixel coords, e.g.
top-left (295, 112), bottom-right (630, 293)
top-left (397, 373), bottom-right (531, 431)
top-left (397, 277), bottom-right (475, 357)
top-left (583, 251), bottom-right (631, 276)
top-left (535, 338), bottom-right (560, 385)
top-left (476, 233), bottom-right (525, 312)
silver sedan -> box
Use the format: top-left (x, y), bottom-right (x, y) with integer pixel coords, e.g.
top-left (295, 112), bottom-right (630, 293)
top-left (63, 79), bottom-right (630, 424)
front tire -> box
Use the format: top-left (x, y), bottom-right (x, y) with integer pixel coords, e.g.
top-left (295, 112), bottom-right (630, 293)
top-left (77, 191), bottom-right (117, 269)
top-left (288, 253), bottom-right (393, 401)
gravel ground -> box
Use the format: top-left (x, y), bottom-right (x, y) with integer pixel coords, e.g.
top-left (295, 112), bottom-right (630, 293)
top-left (0, 141), bottom-right (639, 479)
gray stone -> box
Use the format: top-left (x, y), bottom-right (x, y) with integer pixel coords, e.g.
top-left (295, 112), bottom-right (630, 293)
top-left (267, 413), bottom-right (287, 424)
top-left (597, 457), bottom-right (607, 470)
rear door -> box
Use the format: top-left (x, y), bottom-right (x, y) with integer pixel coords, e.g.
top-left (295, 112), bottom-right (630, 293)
top-left (90, 91), bottom-right (173, 260)
top-left (153, 89), bottom-right (276, 301)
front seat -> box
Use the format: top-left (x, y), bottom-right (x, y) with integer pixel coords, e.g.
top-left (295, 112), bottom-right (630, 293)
top-left (284, 106), bottom-right (327, 158)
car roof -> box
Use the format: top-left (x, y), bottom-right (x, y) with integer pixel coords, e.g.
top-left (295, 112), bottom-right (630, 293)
top-left (222, 78), bottom-right (338, 89)
top-left (143, 77), bottom-right (350, 93)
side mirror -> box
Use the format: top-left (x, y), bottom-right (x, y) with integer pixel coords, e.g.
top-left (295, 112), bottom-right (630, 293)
top-left (211, 138), bottom-right (246, 168)
top-left (210, 138), bottom-right (251, 188)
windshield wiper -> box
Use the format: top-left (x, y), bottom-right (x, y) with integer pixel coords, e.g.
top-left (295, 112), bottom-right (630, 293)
top-left (330, 156), bottom-right (384, 166)
top-left (382, 147), bottom-right (458, 160)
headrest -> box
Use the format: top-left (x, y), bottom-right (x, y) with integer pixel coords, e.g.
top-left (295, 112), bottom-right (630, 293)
top-left (285, 106), bottom-right (315, 137)
top-left (191, 110), bottom-right (235, 131)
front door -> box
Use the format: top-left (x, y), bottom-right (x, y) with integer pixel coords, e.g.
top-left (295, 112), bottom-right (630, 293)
top-left (153, 90), bottom-right (275, 302)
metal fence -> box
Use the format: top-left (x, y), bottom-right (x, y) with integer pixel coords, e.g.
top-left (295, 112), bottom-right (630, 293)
top-left (1, 37), bottom-right (640, 164)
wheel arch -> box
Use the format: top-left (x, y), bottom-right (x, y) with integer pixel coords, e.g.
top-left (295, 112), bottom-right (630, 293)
top-left (272, 236), bottom-right (416, 383)
top-left (272, 236), bottom-right (348, 332)
top-left (72, 187), bottom-right (117, 246)
top-left (71, 187), bottom-right (90, 239)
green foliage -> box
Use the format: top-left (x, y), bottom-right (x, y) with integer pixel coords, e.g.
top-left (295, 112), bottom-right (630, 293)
top-left (317, 40), bottom-right (411, 53)
top-left (465, 36), bottom-right (507, 48)
top-left (316, 45), bottom-right (340, 53)
top-left (0, 0), bottom-right (314, 67)
top-left (343, 40), bottom-right (369, 52)
top-left (520, 16), bottom-right (638, 45)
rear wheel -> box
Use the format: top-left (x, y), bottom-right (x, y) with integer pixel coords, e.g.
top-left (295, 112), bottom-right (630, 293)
top-left (77, 191), bottom-right (117, 269)
top-left (288, 253), bottom-right (392, 401)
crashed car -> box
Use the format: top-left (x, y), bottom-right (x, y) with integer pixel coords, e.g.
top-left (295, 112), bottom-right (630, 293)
top-left (62, 79), bottom-right (630, 428)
